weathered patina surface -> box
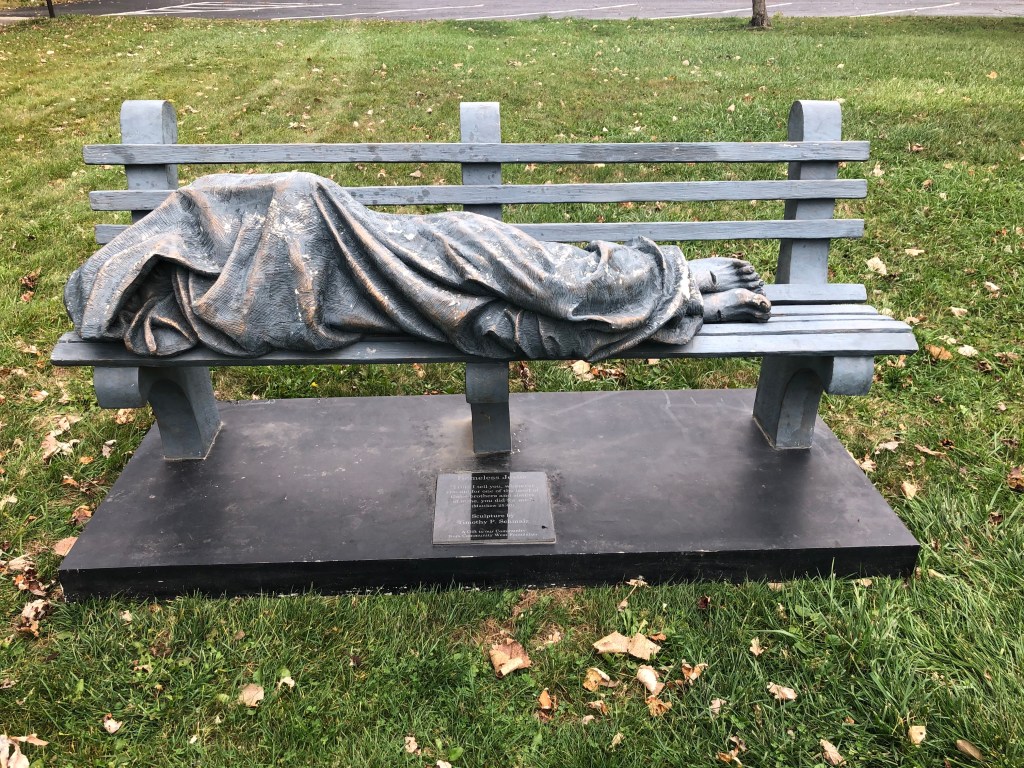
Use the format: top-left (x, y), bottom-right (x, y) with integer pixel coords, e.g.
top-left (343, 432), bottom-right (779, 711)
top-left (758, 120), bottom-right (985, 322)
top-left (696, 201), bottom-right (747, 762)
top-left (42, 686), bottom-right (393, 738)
top-left (65, 172), bottom-right (771, 360)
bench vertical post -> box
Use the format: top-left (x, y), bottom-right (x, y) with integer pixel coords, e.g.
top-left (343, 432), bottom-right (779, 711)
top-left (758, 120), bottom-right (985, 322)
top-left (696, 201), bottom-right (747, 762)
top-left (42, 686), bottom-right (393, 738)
top-left (754, 101), bottom-right (861, 449)
top-left (96, 100), bottom-right (221, 460)
top-left (460, 102), bottom-right (512, 454)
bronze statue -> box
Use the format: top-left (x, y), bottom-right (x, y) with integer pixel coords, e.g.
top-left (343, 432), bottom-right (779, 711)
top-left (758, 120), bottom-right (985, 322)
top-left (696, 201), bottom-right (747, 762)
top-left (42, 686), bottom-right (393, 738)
top-left (65, 172), bottom-right (769, 360)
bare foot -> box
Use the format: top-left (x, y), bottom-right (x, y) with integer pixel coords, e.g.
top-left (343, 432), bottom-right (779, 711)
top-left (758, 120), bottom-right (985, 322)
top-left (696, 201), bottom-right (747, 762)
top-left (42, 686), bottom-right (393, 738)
top-left (702, 288), bottom-right (771, 323)
top-left (690, 257), bottom-right (765, 294)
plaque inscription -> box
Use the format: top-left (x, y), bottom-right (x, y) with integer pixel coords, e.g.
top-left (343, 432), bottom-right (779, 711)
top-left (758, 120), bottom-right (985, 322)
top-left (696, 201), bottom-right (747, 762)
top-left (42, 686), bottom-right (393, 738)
top-left (433, 471), bottom-right (555, 545)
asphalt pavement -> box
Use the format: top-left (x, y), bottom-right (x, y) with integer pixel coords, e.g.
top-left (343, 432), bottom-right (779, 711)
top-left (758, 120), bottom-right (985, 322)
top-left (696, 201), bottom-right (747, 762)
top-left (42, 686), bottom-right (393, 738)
top-left (3, 0), bottom-right (1021, 24)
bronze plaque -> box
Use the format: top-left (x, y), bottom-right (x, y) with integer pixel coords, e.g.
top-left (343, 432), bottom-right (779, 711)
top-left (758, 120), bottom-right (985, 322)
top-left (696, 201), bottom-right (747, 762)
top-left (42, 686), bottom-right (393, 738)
top-left (433, 472), bottom-right (554, 545)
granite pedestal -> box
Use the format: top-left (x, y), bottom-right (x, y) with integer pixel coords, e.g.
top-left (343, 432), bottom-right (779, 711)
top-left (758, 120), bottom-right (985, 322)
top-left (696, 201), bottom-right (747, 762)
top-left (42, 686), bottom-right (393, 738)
top-left (59, 389), bottom-right (919, 599)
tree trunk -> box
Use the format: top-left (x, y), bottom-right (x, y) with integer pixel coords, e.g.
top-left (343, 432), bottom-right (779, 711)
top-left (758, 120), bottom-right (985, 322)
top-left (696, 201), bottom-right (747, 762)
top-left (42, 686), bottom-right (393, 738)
top-left (750, 0), bottom-right (770, 28)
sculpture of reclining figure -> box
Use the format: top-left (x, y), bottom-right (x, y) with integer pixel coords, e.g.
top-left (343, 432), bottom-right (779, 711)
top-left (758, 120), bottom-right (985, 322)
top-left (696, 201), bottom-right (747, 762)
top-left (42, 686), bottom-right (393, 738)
top-left (65, 172), bottom-right (770, 361)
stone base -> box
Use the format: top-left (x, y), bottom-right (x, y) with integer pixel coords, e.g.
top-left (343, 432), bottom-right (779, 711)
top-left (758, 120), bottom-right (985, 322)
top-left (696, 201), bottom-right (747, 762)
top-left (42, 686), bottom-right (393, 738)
top-left (59, 390), bottom-right (919, 599)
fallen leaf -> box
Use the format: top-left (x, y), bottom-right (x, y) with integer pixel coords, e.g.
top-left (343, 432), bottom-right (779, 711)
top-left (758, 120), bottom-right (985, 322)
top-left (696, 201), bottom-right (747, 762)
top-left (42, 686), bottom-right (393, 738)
top-left (609, 732), bottom-right (624, 749)
top-left (957, 345), bottom-right (979, 358)
top-left (489, 640), bottom-right (531, 678)
top-left (915, 444), bottom-right (943, 457)
top-left (120, 610), bottom-right (132, 623)
top-left (408, 169), bottom-right (422, 178)
top-left (14, 340), bottom-right (39, 355)
top-left (6, 555), bottom-right (32, 572)
top-left (436, 761), bottom-right (452, 768)
top-left (0, 739), bottom-right (29, 768)
top-left (637, 665), bottom-right (664, 696)
top-left (583, 667), bottom-right (617, 691)
top-left (238, 683), bottom-right (265, 708)
top-left (871, 162), bottom-right (884, 177)
top-left (904, 248), bottom-right (925, 256)
top-left (949, 306), bottom-right (968, 318)
top-left (53, 536), bottom-right (77, 557)
top-left (864, 259), bottom-right (888, 276)
top-left (875, 439), bottom-right (901, 453)
top-left (627, 633), bottom-right (661, 660)
top-left (767, 582), bottom-right (785, 591)
top-left (925, 344), bottom-right (953, 361)
top-left (908, 725), bottom-right (926, 745)
top-left (626, 577), bottom-right (648, 588)
top-left (749, 637), bottom-right (764, 656)
top-left (10, 734), bottom-right (48, 747)
top-left (29, 390), bottom-right (49, 403)
top-left (593, 631), bottom-right (630, 655)
top-left (646, 696), bottom-right (672, 717)
top-left (680, 660), bottom-right (707, 685)
top-left (0, 494), bottom-right (17, 509)
top-left (1008, 466), bottom-right (1024, 492)
top-left (767, 682), bottom-right (797, 701)
top-left (17, 599), bottom-right (52, 637)
top-left (983, 281), bottom-right (1000, 295)
top-left (403, 736), bottom-right (420, 754)
top-left (901, 480), bottom-right (919, 499)
top-left (536, 687), bottom-right (557, 720)
top-left (710, 698), bottom-right (726, 717)
top-left (71, 505), bottom-right (93, 526)
top-left (114, 409), bottom-right (135, 424)
top-left (855, 578), bottom-right (873, 587)
top-left (102, 714), bottom-right (123, 734)
top-left (538, 627), bottom-right (562, 647)
top-left (987, 70), bottom-right (998, 79)
top-left (102, 439), bottom-right (117, 458)
top-left (587, 699), bottom-right (609, 715)
top-left (857, 456), bottom-right (877, 473)
top-left (277, 674), bottom-right (295, 690)
top-left (571, 360), bottom-right (592, 379)
top-left (820, 739), bottom-right (845, 765)
top-left (696, 595), bottom-right (712, 611)
top-left (956, 739), bottom-right (983, 761)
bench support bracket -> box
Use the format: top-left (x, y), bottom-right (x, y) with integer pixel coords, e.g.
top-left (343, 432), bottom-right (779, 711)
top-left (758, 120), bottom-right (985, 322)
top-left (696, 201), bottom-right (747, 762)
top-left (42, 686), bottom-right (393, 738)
top-left (465, 362), bottom-right (512, 455)
top-left (753, 355), bottom-right (874, 449)
top-left (94, 367), bottom-right (221, 460)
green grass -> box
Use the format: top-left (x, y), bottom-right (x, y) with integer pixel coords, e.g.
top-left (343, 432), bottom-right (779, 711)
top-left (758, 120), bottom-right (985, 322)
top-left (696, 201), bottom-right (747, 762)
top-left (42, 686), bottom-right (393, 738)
top-left (1, 14), bottom-right (1023, 767)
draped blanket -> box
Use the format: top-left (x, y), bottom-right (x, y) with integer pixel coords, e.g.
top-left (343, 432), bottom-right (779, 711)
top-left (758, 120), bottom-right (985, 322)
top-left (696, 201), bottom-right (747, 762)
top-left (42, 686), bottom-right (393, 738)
top-left (65, 172), bottom-right (705, 360)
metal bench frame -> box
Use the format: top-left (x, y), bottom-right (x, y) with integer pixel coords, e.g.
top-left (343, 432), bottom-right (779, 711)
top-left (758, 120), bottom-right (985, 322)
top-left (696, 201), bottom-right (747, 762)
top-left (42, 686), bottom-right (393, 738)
top-left (52, 99), bottom-right (918, 459)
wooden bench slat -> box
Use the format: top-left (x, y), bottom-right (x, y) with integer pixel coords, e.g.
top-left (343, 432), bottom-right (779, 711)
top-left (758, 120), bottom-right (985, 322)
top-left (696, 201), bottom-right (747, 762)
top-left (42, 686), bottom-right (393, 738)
top-left (768, 304), bottom-right (877, 316)
top-left (51, 317), bottom-right (916, 368)
top-left (94, 219), bottom-right (864, 245)
top-left (89, 179), bottom-right (869, 212)
top-left (762, 284), bottom-right (866, 304)
top-left (83, 141), bottom-right (871, 166)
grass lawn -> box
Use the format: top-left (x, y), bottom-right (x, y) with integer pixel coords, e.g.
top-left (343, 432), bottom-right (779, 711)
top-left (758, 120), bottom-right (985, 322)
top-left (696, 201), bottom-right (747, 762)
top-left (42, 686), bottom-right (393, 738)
top-left (1, 13), bottom-right (1023, 767)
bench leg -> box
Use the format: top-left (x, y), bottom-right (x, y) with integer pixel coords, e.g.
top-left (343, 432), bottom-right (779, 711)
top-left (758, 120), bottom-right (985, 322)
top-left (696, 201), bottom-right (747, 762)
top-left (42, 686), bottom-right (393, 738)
top-left (94, 366), bottom-right (222, 460)
top-left (465, 362), bottom-right (511, 455)
top-left (753, 356), bottom-right (874, 449)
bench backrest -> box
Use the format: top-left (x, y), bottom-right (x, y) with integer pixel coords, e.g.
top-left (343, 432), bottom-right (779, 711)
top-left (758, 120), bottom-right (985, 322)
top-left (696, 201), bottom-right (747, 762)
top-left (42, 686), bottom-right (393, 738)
top-left (85, 100), bottom-right (868, 286)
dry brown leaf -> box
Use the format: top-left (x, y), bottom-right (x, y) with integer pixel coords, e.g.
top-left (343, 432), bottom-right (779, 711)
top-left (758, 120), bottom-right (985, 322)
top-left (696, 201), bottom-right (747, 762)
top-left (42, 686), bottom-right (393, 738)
top-left (71, 505), bottom-right (93, 526)
top-left (983, 281), bottom-right (1000, 295)
top-left (957, 345), bottom-right (979, 358)
top-left (1007, 466), bottom-right (1024, 492)
top-left (926, 344), bottom-right (953, 361)
top-left (956, 739), bottom-right (983, 761)
top-left (17, 599), bottom-right (52, 637)
top-left (907, 725), bottom-right (926, 745)
top-left (583, 667), bottom-right (616, 691)
top-left (536, 687), bottom-right (557, 720)
top-left (767, 582), bottom-right (785, 591)
top-left (7, 555), bottom-right (33, 572)
top-left (855, 578), bottom-right (873, 587)
top-left (0, 494), bottom-right (16, 510)
top-left (581, 714), bottom-right (596, 725)
top-left (749, 637), bottom-right (764, 656)
top-left (238, 683), bottom-right (265, 708)
top-left (53, 536), bottom-right (77, 557)
top-left (587, 699), bottom-right (609, 715)
top-left (904, 248), bottom-right (925, 256)
top-left (403, 736), bottom-right (420, 754)
top-left (646, 696), bottom-right (672, 717)
top-left (901, 480), bottom-right (919, 499)
top-left (627, 633), bottom-right (661, 660)
top-left (636, 665), bottom-right (664, 696)
top-left (648, 632), bottom-right (667, 642)
top-left (102, 714), bottom-right (123, 734)
top-left (915, 444), bottom-right (943, 457)
top-left (820, 739), bottom-right (845, 766)
top-left (609, 732), bottom-right (624, 749)
top-left (593, 631), bottom-right (630, 655)
top-left (857, 456), bottom-right (877, 473)
top-left (0, 739), bottom-right (29, 768)
top-left (767, 681), bottom-right (797, 701)
top-left (949, 306), bottom-right (969, 318)
top-left (119, 610), bottom-right (132, 624)
top-left (538, 627), bottom-right (562, 647)
top-left (113, 409), bottom-right (135, 424)
top-left (680, 660), bottom-right (707, 685)
top-left (871, 162), bottom-right (884, 177)
top-left (489, 640), bottom-right (531, 678)
top-left (29, 390), bottom-right (49, 403)
top-left (875, 439), bottom-right (901, 453)
top-left (710, 698), bottom-right (726, 717)
top-left (626, 577), bottom-right (649, 588)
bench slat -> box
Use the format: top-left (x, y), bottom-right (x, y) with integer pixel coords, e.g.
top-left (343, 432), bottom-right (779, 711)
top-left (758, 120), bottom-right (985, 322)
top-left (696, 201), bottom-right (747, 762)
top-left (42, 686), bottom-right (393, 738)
top-left (51, 316), bottom-right (916, 367)
top-left (88, 179), bottom-right (868, 212)
top-left (762, 284), bottom-right (866, 304)
top-left (83, 141), bottom-right (871, 166)
top-left (94, 219), bottom-right (864, 245)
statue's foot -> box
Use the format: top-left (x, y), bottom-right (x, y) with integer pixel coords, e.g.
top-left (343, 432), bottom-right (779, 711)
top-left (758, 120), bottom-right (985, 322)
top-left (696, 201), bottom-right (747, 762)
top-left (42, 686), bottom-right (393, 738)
top-left (703, 288), bottom-right (771, 323)
top-left (690, 257), bottom-right (765, 294)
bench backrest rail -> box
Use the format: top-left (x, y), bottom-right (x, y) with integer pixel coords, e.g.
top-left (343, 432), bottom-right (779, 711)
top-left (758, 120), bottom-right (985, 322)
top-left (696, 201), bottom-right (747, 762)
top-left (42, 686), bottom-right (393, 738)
top-left (87, 100), bottom-right (858, 286)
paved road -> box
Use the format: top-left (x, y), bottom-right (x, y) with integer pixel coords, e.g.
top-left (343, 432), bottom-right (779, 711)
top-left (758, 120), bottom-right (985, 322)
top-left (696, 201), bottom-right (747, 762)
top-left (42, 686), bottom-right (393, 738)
top-left (4, 0), bottom-right (1021, 22)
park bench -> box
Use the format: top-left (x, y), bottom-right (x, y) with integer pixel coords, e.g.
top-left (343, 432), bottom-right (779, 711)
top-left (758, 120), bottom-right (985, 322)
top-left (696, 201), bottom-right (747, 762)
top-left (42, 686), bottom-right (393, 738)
top-left (53, 99), bottom-right (916, 457)
top-left (51, 99), bottom-right (920, 596)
